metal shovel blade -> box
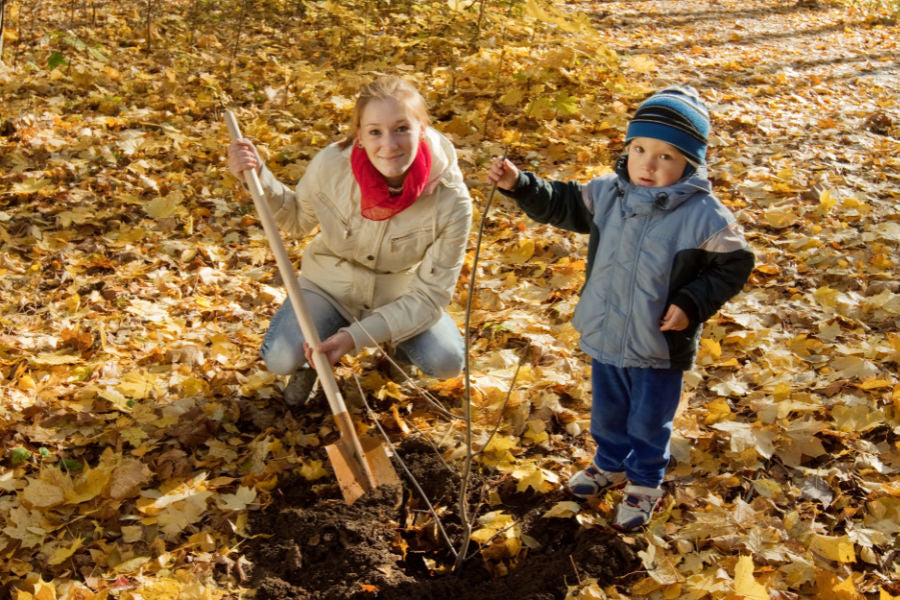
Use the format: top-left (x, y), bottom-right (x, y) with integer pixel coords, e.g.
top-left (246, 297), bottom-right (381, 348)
top-left (326, 427), bottom-right (401, 505)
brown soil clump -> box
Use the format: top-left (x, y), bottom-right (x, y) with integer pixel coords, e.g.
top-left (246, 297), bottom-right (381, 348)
top-left (245, 439), bottom-right (639, 600)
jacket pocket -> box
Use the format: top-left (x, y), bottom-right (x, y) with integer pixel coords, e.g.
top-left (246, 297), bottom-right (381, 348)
top-left (380, 228), bottom-right (434, 271)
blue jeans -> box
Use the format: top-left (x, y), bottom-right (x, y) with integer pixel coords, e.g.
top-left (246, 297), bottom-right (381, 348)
top-left (589, 360), bottom-right (683, 488)
top-left (260, 288), bottom-right (465, 379)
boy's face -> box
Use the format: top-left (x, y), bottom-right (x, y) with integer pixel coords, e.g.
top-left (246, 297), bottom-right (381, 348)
top-left (626, 137), bottom-right (689, 188)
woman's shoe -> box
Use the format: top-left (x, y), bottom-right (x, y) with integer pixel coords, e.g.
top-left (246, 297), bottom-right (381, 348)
top-left (283, 368), bottom-right (318, 408)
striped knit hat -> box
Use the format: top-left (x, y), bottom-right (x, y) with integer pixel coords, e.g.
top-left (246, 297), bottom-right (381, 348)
top-left (625, 86), bottom-right (710, 165)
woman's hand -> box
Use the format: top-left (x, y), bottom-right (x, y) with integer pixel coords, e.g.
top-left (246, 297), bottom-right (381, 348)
top-left (487, 157), bottom-right (520, 191)
top-left (659, 304), bottom-right (689, 331)
top-left (227, 139), bottom-right (263, 179)
top-left (303, 331), bottom-right (355, 368)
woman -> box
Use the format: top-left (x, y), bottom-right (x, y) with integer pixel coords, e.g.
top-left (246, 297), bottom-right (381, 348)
top-left (227, 76), bottom-right (472, 405)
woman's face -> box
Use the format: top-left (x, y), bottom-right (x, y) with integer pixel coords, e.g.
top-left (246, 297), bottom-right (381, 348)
top-left (357, 97), bottom-right (425, 188)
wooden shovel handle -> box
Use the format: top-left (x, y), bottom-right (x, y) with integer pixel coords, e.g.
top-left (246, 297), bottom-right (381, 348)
top-left (225, 111), bottom-right (380, 494)
top-left (224, 111), bottom-right (350, 419)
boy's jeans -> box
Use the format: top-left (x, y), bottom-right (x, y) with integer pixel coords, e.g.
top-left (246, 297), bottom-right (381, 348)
top-left (590, 360), bottom-right (683, 488)
top-left (260, 287), bottom-right (465, 379)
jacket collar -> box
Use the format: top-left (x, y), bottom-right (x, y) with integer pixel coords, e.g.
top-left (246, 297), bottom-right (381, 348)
top-left (614, 154), bottom-right (712, 214)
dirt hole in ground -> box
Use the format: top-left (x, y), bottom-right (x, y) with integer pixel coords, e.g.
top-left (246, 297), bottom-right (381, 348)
top-left (244, 438), bottom-right (640, 600)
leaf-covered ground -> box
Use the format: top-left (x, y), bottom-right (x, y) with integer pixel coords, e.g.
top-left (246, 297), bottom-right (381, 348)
top-left (1, 0), bottom-right (899, 598)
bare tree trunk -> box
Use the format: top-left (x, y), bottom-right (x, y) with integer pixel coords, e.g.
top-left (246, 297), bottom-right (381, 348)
top-left (0, 0), bottom-right (7, 63)
top-left (228, 0), bottom-right (250, 90)
top-left (472, 0), bottom-right (487, 45)
top-left (358, 0), bottom-right (371, 71)
top-left (145, 0), bottom-right (154, 53)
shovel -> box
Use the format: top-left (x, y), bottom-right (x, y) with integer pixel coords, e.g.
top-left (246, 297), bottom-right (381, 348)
top-left (225, 110), bottom-right (400, 504)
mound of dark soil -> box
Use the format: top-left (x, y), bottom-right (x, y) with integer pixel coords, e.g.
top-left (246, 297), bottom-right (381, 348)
top-left (244, 439), bottom-right (640, 600)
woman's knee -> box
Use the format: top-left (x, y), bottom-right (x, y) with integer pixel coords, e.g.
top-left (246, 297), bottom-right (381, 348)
top-left (416, 346), bottom-right (464, 379)
top-left (261, 335), bottom-right (304, 375)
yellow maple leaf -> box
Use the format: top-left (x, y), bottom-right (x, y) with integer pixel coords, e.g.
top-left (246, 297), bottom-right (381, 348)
top-left (762, 206), bottom-right (797, 229)
top-left (99, 387), bottom-right (133, 412)
top-left (12, 178), bottom-right (51, 195)
top-left (859, 378), bottom-right (893, 390)
top-left (566, 577), bottom-right (606, 600)
top-left (18, 578), bottom-right (57, 600)
top-left (157, 491), bottom-right (213, 538)
top-left (117, 370), bottom-right (157, 400)
top-left (503, 239), bottom-right (535, 264)
top-left (23, 478), bottom-right (65, 508)
top-left (810, 533), bottom-right (856, 563)
top-left (542, 501), bottom-right (582, 519)
top-left (31, 353), bottom-right (82, 366)
top-left (375, 380), bottom-right (407, 401)
top-left (216, 486), bottom-right (257, 511)
top-left (111, 555), bottom-right (151, 575)
top-left (65, 465), bottom-right (111, 504)
top-left (446, 0), bottom-right (475, 11)
top-left (640, 543), bottom-right (683, 585)
top-left (511, 462), bottom-right (557, 494)
top-left (698, 337), bottom-right (722, 361)
top-left (471, 510), bottom-right (517, 545)
top-left (47, 536), bottom-right (85, 566)
top-left (523, 419), bottom-right (549, 445)
top-left (628, 54), bottom-right (658, 74)
top-left (121, 525), bottom-right (144, 544)
top-left (499, 88), bottom-right (525, 107)
top-left (143, 190), bottom-right (186, 219)
top-left (733, 555), bottom-right (769, 600)
top-left (815, 570), bottom-right (862, 600)
top-left (704, 397), bottom-right (733, 425)
top-left (773, 382), bottom-right (791, 401)
top-left (209, 333), bottom-right (240, 364)
top-left (814, 286), bottom-right (840, 307)
top-left (479, 436), bottom-right (517, 468)
top-left (299, 460), bottom-right (329, 481)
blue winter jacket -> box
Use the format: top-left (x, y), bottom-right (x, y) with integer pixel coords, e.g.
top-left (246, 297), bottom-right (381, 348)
top-left (500, 157), bottom-right (754, 370)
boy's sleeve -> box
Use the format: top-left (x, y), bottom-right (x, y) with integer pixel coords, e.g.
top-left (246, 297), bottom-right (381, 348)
top-left (499, 171), bottom-right (592, 234)
top-left (670, 222), bottom-right (754, 323)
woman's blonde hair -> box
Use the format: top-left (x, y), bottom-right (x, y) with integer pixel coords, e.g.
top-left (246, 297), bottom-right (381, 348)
top-left (339, 76), bottom-right (430, 149)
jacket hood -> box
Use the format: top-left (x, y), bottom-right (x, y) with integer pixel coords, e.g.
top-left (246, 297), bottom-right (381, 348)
top-left (422, 127), bottom-right (465, 193)
top-left (614, 153), bottom-right (712, 213)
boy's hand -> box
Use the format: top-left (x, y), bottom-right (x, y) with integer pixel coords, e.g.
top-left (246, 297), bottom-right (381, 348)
top-left (660, 304), bottom-right (689, 331)
top-left (487, 157), bottom-right (519, 191)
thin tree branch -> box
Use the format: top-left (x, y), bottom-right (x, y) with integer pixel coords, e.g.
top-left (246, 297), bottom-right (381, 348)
top-left (351, 374), bottom-right (458, 559)
top-left (351, 316), bottom-right (462, 422)
top-left (453, 147), bottom-right (507, 573)
top-left (472, 352), bottom-right (524, 460)
top-left (0, 0), bottom-right (7, 63)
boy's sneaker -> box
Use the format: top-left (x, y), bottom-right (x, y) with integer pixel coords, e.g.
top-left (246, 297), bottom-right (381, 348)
top-left (566, 463), bottom-right (626, 499)
top-left (613, 484), bottom-right (664, 531)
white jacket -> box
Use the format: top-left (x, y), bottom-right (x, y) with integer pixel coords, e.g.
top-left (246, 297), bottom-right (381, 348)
top-left (256, 128), bottom-right (472, 351)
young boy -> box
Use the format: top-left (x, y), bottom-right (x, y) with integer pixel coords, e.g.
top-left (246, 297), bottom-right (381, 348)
top-left (488, 87), bottom-right (754, 531)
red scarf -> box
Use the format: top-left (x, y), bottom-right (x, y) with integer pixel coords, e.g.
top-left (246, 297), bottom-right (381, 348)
top-left (351, 140), bottom-right (432, 221)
